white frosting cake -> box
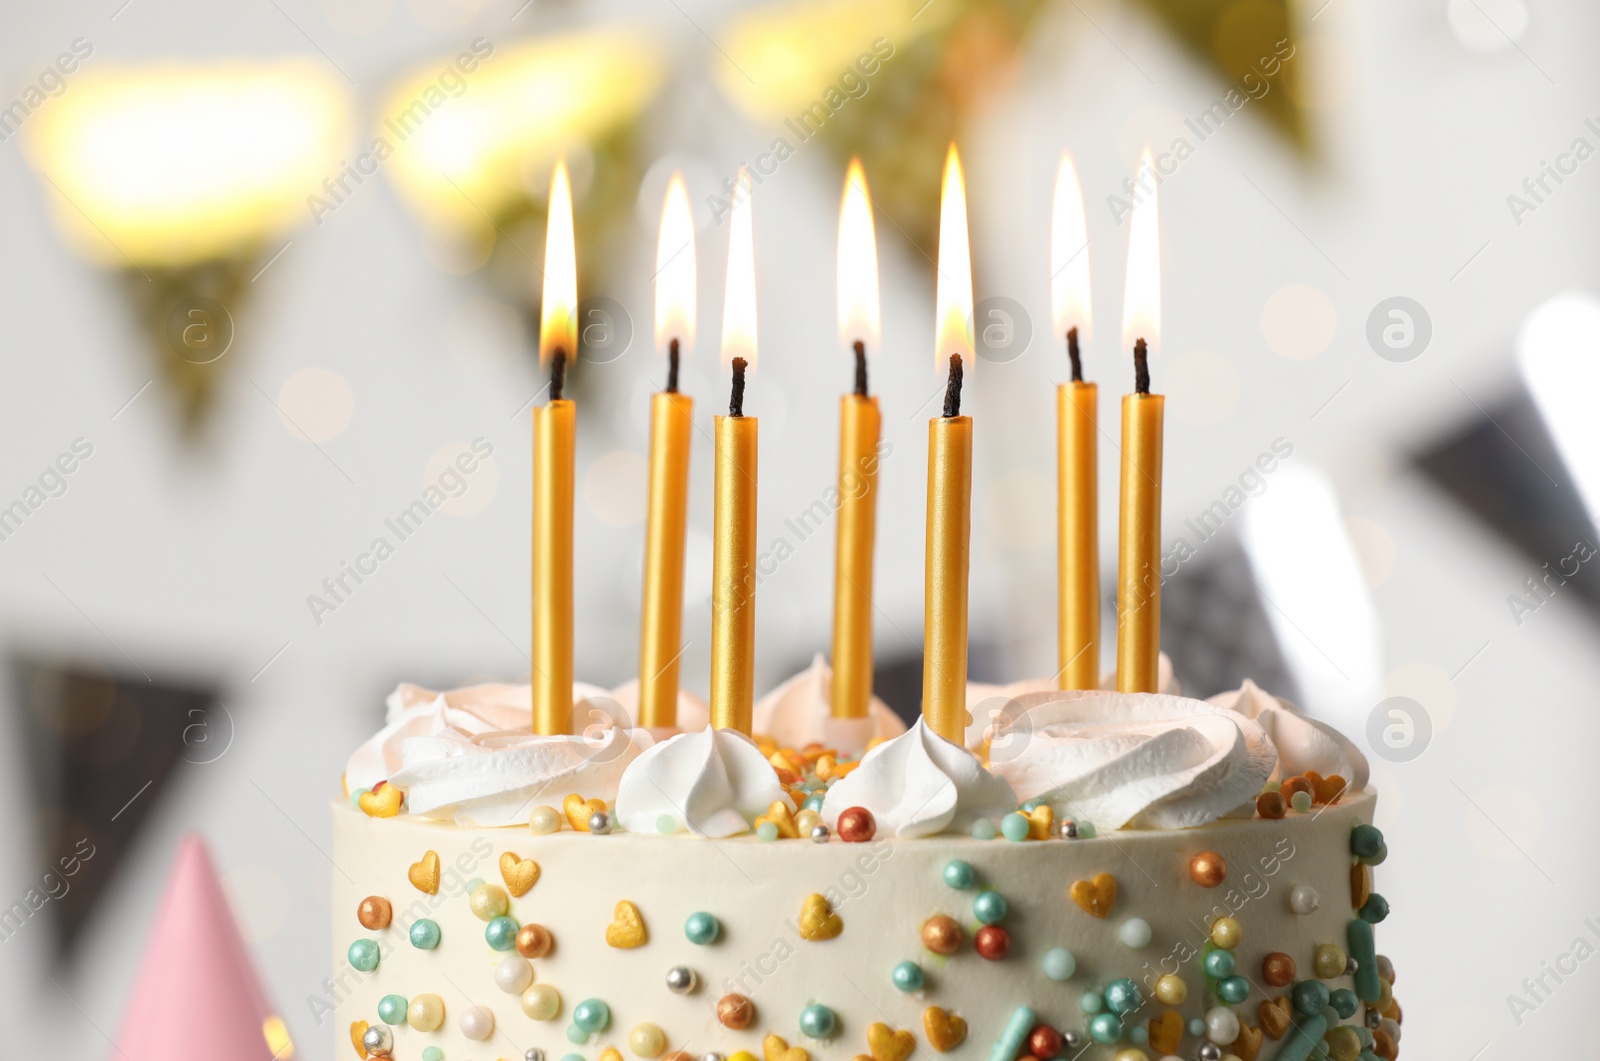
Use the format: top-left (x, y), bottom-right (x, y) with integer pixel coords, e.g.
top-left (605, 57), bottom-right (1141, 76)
top-left (334, 679), bottom-right (1403, 1061)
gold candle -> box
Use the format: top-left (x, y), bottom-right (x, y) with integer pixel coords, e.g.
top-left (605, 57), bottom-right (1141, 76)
top-left (709, 168), bottom-right (758, 735)
top-left (1052, 154), bottom-right (1098, 690)
top-left (532, 160), bottom-right (578, 735)
top-left (1115, 149), bottom-right (1164, 694)
top-left (638, 174), bottom-right (697, 729)
top-left (1058, 369), bottom-right (1099, 689)
top-left (922, 144), bottom-right (974, 744)
top-left (923, 361), bottom-right (972, 744)
top-left (831, 159), bottom-right (882, 719)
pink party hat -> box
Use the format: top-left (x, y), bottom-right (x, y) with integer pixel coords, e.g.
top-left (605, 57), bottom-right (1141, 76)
top-left (111, 835), bottom-right (290, 1061)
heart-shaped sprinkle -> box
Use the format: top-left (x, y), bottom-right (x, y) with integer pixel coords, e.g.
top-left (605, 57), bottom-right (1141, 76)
top-left (764, 1033), bottom-right (810, 1061)
top-left (350, 1021), bottom-right (370, 1058)
top-left (1258, 997), bottom-right (1291, 1040)
top-left (1231, 1023), bottom-right (1264, 1061)
top-left (500, 852), bottom-right (540, 897)
top-left (922, 1007), bottom-right (967, 1052)
top-left (867, 1022), bottom-right (915, 1061)
top-left (754, 801), bottom-right (799, 839)
top-left (358, 782), bottom-right (403, 818)
top-left (1069, 872), bottom-right (1117, 918)
top-left (1304, 771), bottom-right (1348, 805)
top-left (407, 851), bottom-right (440, 895)
top-left (605, 900), bottom-right (648, 948)
top-left (1025, 804), bottom-right (1053, 840)
top-left (1350, 861), bottom-right (1372, 909)
top-left (797, 893), bottom-right (843, 940)
top-left (564, 794), bottom-right (607, 832)
top-left (1147, 1011), bottom-right (1182, 1054)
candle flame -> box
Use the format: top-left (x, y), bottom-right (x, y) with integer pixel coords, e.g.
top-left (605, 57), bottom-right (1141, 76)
top-left (655, 172), bottom-right (696, 353)
top-left (1121, 148), bottom-right (1160, 354)
top-left (1051, 151), bottom-right (1092, 342)
top-left (934, 143), bottom-right (974, 375)
top-left (721, 167), bottom-right (757, 372)
top-left (539, 159), bottom-right (578, 367)
top-left (837, 158), bottom-right (881, 351)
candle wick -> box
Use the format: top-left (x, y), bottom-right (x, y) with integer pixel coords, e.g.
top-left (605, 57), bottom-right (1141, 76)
top-left (853, 340), bottom-right (869, 398)
top-left (729, 357), bottom-right (747, 417)
top-left (1067, 327), bottom-right (1083, 383)
top-left (549, 350), bottom-right (568, 402)
top-left (1133, 339), bottom-right (1150, 396)
top-left (666, 339), bottom-right (680, 394)
top-left (942, 353), bottom-right (963, 418)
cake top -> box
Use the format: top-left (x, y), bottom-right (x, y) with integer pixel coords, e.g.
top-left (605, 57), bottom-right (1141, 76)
top-left (344, 664), bottom-right (1370, 840)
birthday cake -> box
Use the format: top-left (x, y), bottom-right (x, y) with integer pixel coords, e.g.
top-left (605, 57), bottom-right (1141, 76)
top-left (331, 670), bottom-right (1401, 1061)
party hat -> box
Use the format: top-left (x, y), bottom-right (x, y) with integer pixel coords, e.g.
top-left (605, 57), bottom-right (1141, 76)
top-left (110, 835), bottom-right (292, 1060)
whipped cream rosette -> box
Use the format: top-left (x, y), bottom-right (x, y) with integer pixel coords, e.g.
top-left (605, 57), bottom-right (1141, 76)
top-left (614, 725), bottom-right (793, 838)
top-left (752, 653), bottom-right (906, 755)
top-left (348, 681), bottom-right (702, 826)
top-left (820, 718), bottom-right (1017, 837)
top-left (963, 652), bottom-right (1181, 752)
top-left (1209, 679), bottom-right (1369, 790)
top-left (987, 690), bottom-right (1276, 830)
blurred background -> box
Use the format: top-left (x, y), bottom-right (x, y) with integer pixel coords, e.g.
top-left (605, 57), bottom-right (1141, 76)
top-left (0, 0), bottom-right (1595, 1055)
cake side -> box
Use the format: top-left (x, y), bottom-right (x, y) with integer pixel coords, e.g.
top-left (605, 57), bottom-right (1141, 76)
top-left (331, 790), bottom-right (1393, 1061)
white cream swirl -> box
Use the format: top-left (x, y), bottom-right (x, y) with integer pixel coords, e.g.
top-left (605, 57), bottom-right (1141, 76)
top-left (988, 691), bottom-right (1276, 830)
top-left (1208, 680), bottom-right (1368, 790)
top-left (963, 652), bottom-right (1181, 752)
top-left (347, 681), bottom-right (703, 827)
top-left (820, 719), bottom-right (1018, 838)
top-left (614, 726), bottom-right (792, 838)
top-left (753, 654), bottom-right (906, 755)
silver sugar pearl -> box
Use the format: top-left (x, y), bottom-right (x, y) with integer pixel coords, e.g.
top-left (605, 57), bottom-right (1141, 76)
top-left (810, 823), bottom-right (831, 844)
top-left (666, 964), bottom-right (699, 994)
top-left (1058, 818), bottom-right (1079, 840)
top-left (589, 810), bottom-right (612, 834)
top-left (702, 1053), bottom-right (727, 1061)
top-left (1060, 1030), bottom-right (1083, 1050)
top-left (526, 1050), bottom-right (546, 1061)
top-left (362, 1025), bottom-right (394, 1056)
top-left (1345, 956), bottom-right (1359, 976)
top-left (1365, 1007), bottom-right (1383, 1029)
top-left (1196, 1044), bottom-right (1222, 1061)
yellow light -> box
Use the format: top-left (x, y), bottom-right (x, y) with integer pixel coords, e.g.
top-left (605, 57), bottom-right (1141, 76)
top-left (837, 158), bottom-right (881, 350)
top-left (1051, 151), bottom-right (1092, 342)
top-left (721, 168), bottom-right (758, 373)
top-left (383, 32), bottom-right (664, 230)
top-left (539, 160), bottom-right (577, 366)
top-left (263, 1015), bottom-right (294, 1059)
top-left (22, 64), bottom-right (348, 268)
top-left (1121, 148), bottom-right (1161, 353)
top-left (934, 143), bottom-right (974, 375)
top-left (718, 0), bottom-right (954, 121)
top-left (655, 173), bottom-right (696, 353)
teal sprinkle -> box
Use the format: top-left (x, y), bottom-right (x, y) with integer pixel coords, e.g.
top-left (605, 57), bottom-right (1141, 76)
top-left (465, 877), bottom-right (484, 894)
top-left (987, 1005), bottom-right (1036, 1061)
top-left (1020, 799), bottom-right (1041, 812)
top-left (1350, 823), bottom-right (1384, 859)
top-left (409, 919), bottom-right (441, 950)
top-left (1273, 1014), bottom-right (1328, 1061)
top-left (757, 821), bottom-right (780, 842)
top-left (485, 915), bottom-right (520, 951)
top-left (1087, 1013), bottom-right (1121, 1045)
top-left (803, 795), bottom-right (826, 812)
top-left (1127, 1025), bottom-right (1148, 1046)
top-left (561, 1055), bottom-right (584, 1061)
top-left (566, 1024), bottom-right (588, 1045)
top-left (657, 814), bottom-right (678, 834)
top-left (377, 993), bottom-right (408, 1025)
top-left (971, 819), bottom-right (998, 840)
top-left (347, 939), bottom-right (380, 972)
top-left (1347, 919), bottom-right (1380, 1001)
top-left (1290, 790), bottom-right (1313, 812)
top-left (943, 860), bottom-right (976, 890)
top-left (1360, 893), bottom-right (1390, 924)
top-left (999, 812), bottom-right (1030, 842)
top-left (1079, 991), bottom-right (1103, 1014)
top-left (1077, 820), bottom-right (1097, 839)
top-left (1187, 1018), bottom-right (1206, 1037)
top-left (349, 788), bottom-right (369, 807)
top-left (421, 1049), bottom-right (444, 1061)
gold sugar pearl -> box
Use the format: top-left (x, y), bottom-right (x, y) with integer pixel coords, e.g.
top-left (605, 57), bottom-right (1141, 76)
top-left (1314, 943), bottom-right (1347, 980)
top-left (1210, 916), bottom-right (1242, 950)
top-left (1153, 974), bottom-right (1187, 1005)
